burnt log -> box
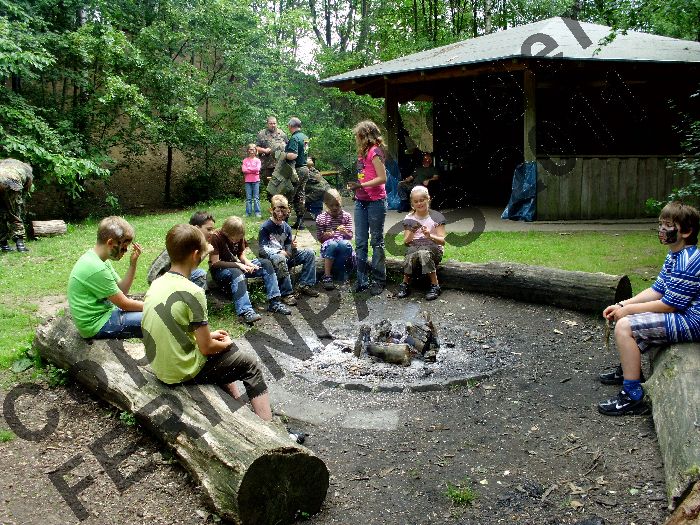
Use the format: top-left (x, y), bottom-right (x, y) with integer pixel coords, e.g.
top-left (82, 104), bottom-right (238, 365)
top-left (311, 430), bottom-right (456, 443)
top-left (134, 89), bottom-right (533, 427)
top-left (664, 481), bottom-right (700, 525)
top-left (646, 344), bottom-right (700, 512)
top-left (34, 316), bottom-right (329, 525)
top-left (384, 258), bottom-right (631, 313)
top-left (31, 220), bottom-right (67, 237)
top-left (366, 343), bottom-right (412, 365)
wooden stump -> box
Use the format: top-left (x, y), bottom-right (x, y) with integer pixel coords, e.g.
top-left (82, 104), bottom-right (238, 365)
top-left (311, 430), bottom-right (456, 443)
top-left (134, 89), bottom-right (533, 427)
top-left (31, 220), bottom-right (67, 237)
top-left (35, 316), bottom-right (329, 525)
top-left (646, 344), bottom-right (700, 511)
top-left (663, 481), bottom-right (700, 525)
top-left (385, 258), bottom-right (631, 313)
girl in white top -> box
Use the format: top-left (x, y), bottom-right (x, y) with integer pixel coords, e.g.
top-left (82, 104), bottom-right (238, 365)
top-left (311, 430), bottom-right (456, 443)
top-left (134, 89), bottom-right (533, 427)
top-left (396, 185), bottom-right (446, 301)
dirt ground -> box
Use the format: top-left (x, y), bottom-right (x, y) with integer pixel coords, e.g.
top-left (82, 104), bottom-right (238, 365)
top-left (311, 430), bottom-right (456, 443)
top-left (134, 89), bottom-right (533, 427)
top-left (0, 287), bottom-right (669, 525)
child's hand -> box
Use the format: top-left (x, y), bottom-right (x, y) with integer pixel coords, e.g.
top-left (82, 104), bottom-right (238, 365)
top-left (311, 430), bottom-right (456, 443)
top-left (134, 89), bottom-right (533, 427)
top-left (291, 239), bottom-right (298, 249)
top-left (130, 242), bottom-right (142, 265)
top-left (347, 181), bottom-right (361, 191)
top-left (603, 303), bottom-right (624, 320)
top-left (420, 225), bottom-right (430, 236)
top-left (336, 225), bottom-right (347, 234)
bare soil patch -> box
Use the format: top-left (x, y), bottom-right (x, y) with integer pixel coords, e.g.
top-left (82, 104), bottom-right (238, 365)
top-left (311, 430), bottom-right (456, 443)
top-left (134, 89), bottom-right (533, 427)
top-left (0, 288), bottom-right (669, 524)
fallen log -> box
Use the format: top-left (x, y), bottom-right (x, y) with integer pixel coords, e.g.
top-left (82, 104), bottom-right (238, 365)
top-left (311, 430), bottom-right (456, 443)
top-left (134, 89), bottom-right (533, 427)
top-left (384, 258), bottom-right (631, 313)
top-left (31, 220), bottom-right (67, 237)
top-left (663, 481), bottom-right (700, 525)
top-left (35, 316), bottom-right (329, 525)
top-left (366, 343), bottom-right (413, 366)
top-left (646, 343), bottom-right (700, 513)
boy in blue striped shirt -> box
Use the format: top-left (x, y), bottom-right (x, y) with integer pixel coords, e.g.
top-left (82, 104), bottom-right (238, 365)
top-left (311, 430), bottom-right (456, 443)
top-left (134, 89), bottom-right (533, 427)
top-left (598, 201), bottom-right (700, 416)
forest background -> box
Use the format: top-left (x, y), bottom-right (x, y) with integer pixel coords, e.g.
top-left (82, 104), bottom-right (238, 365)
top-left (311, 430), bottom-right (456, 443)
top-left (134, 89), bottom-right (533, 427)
top-left (2, 0), bottom-right (700, 218)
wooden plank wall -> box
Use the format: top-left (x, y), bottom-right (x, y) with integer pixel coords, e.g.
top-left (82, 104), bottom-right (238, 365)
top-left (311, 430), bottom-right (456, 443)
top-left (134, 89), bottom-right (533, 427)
top-left (536, 157), bottom-right (691, 220)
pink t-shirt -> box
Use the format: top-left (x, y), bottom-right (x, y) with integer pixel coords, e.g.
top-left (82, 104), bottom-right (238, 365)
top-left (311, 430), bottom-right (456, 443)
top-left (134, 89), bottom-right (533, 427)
top-left (354, 145), bottom-right (386, 202)
top-left (242, 157), bottom-right (261, 183)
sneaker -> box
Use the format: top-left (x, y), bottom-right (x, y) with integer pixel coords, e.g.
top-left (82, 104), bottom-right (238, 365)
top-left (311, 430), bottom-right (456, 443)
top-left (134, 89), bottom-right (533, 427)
top-left (598, 364), bottom-right (645, 385)
top-left (396, 283), bottom-right (410, 298)
top-left (287, 427), bottom-right (307, 445)
top-left (425, 284), bottom-right (441, 301)
top-left (14, 239), bottom-right (29, 253)
top-left (297, 284), bottom-right (320, 297)
top-left (597, 389), bottom-right (649, 416)
top-left (321, 275), bottom-right (335, 290)
top-left (353, 282), bottom-right (369, 293)
top-left (268, 300), bottom-right (292, 315)
top-left (281, 294), bottom-right (298, 306)
top-left (0, 241), bottom-right (13, 252)
top-left (239, 310), bottom-right (262, 323)
top-left (369, 282), bottom-right (384, 296)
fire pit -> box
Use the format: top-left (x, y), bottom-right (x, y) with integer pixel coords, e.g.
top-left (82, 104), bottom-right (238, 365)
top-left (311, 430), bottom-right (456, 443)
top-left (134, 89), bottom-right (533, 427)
top-left (286, 296), bottom-right (517, 392)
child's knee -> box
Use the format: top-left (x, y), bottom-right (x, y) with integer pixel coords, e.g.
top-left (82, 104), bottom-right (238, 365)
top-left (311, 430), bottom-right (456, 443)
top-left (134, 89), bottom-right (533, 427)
top-left (615, 317), bottom-right (633, 337)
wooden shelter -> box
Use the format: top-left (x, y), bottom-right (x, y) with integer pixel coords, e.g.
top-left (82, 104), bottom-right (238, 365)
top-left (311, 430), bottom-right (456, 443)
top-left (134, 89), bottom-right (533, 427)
top-left (320, 17), bottom-right (700, 219)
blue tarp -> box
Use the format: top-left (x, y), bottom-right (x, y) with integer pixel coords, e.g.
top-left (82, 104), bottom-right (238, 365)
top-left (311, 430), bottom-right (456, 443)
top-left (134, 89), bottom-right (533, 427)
top-left (385, 159), bottom-right (401, 210)
top-left (501, 161), bottom-right (537, 222)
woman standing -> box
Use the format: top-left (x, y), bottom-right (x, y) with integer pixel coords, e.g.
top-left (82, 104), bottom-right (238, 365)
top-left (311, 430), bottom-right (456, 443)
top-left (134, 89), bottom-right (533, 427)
top-left (347, 120), bottom-right (387, 295)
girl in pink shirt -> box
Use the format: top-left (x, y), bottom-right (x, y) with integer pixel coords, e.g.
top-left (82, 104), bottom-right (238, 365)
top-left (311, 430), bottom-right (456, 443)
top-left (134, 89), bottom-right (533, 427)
top-left (242, 143), bottom-right (262, 218)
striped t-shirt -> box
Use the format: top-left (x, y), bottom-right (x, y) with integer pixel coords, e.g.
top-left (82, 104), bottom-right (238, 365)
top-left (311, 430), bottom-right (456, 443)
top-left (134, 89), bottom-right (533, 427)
top-left (315, 210), bottom-right (353, 242)
top-left (652, 244), bottom-right (700, 342)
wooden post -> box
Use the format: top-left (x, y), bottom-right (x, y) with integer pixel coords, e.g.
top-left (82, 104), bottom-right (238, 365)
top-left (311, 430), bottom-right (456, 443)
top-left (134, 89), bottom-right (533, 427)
top-left (384, 80), bottom-right (399, 160)
top-left (523, 68), bottom-right (536, 163)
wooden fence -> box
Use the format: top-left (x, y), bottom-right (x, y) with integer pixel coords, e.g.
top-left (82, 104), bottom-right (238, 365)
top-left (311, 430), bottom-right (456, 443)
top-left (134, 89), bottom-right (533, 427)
top-left (536, 156), bottom-right (690, 220)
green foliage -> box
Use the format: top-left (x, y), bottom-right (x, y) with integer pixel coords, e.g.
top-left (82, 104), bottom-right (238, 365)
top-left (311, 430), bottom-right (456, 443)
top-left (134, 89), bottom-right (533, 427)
top-left (445, 479), bottom-right (477, 506)
top-left (45, 364), bottom-right (69, 387)
top-left (119, 411), bottom-right (137, 427)
top-left (0, 430), bottom-right (16, 443)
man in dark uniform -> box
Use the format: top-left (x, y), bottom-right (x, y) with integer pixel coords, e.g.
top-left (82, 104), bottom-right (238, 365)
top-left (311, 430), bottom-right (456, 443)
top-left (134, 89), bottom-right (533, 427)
top-left (398, 152), bottom-right (440, 211)
top-left (255, 116), bottom-right (287, 185)
top-left (285, 117), bottom-right (310, 230)
top-left (0, 158), bottom-right (33, 253)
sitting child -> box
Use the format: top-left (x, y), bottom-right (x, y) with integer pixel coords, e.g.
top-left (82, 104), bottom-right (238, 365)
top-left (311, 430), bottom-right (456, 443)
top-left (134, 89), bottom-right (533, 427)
top-left (209, 216), bottom-right (291, 323)
top-left (259, 194), bottom-right (319, 300)
top-left (396, 186), bottom-right (446, 301)
top-left (142, 224), bottom-right (272, 421)
top-left (598, 201), bottom-right (700, 416)
top-left (315, 189), bottom-right (353, 290)
top-left (147, 210), bottom-right (216, 289)
top-left (68, 216), bottom-right (144, 339)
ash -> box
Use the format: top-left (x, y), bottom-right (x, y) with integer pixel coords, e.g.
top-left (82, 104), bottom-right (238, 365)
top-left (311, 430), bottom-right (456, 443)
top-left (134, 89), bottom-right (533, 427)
top-left (289, 313), bottom-right (517, 388)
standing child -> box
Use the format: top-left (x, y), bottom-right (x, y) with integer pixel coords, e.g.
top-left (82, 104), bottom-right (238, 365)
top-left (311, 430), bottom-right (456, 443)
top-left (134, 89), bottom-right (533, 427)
top-left (347, 120), bottom-right (387, 296)
top-left (316, 189), bottom-right (353, 290)
top-left (142, 224), bottom-right (272, 421)
top-left (598, 201), bottom-right (700, 416)
top-left (209, 216), bottom-right (291, 323)
top-left (396, 186), bottom-right (446, 301)
top-left (259, 194), bottom-right (319, 301)
top-left (242, 143), bottom-right (262, 218)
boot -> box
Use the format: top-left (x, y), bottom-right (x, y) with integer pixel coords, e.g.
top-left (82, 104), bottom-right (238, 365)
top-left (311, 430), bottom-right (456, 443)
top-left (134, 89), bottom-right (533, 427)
top-left (1, 240), bottom-right (13, 252)
top-left (14, 237), bottom-right (29, 252)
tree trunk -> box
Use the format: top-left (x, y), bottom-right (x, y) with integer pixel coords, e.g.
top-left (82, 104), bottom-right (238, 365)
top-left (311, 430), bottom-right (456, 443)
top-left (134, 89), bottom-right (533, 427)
top-left (34, 316), bottom-right (329, 525)
top-left (383, 258), bottom-right (631, 313)
top-left (31, 220), bottom-right (67, 237)
top-left (646, 343), bottom-right (700, 511)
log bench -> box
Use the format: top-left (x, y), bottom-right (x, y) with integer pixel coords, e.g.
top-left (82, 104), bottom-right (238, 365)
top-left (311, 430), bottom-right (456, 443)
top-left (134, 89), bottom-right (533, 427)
top-left (646, 343), bottom-right (700, 523)
top-left (34, 316), bottom-right (329, 525)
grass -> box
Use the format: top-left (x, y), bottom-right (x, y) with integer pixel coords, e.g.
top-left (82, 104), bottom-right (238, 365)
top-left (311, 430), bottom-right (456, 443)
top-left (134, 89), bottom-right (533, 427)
top-left (445, 479), bottom-right (477, 506)
top-left (0, 197), bottom-right (666, 370)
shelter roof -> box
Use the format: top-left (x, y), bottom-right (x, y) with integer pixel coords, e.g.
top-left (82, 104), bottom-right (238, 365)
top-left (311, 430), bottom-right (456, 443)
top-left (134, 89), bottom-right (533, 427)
top-left (320, 17), bottom-right (700, 88)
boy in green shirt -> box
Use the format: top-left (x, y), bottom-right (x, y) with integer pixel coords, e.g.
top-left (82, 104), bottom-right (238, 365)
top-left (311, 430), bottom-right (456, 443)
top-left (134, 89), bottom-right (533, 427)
top-left (142, 224), bottom-right (272, 421)
top-left (67, 216), bottom-right (143, 339)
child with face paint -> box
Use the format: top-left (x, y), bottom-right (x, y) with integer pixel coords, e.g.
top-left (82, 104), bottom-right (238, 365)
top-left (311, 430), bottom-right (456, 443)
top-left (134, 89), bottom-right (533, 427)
top-left (597, 201), bottom-right (700, 416)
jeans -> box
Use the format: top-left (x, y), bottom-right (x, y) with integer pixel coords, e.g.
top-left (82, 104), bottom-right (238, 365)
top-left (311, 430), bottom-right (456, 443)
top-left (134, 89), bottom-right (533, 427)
top-left (322, 240), bottom-right (353, 281)
top-left (211, 258), bottom-right (280, 315)
top-left (354, 198), bottom-right (387, 287)
top-left (190, 268), bottom-right (207, 290)
top-left (93, 308), bottom-right (143, 339)
top-left (264, 248), bottom-right (317, 296)
top-left (245, 181), bottom-right (261, 216)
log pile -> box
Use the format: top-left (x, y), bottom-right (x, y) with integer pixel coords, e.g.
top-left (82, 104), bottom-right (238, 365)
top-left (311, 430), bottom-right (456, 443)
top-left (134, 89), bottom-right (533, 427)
top-left (35, 316), bottom-right (329, 525)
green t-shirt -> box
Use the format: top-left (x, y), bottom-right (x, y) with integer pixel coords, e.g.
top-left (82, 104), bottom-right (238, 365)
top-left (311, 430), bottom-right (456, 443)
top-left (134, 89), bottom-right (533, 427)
top-left (285, 130), bottom-right (308, 168)
top-left (142, 272), bottom-right (208, 384)
top-left (67, 250), bottom-right (120, 338)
